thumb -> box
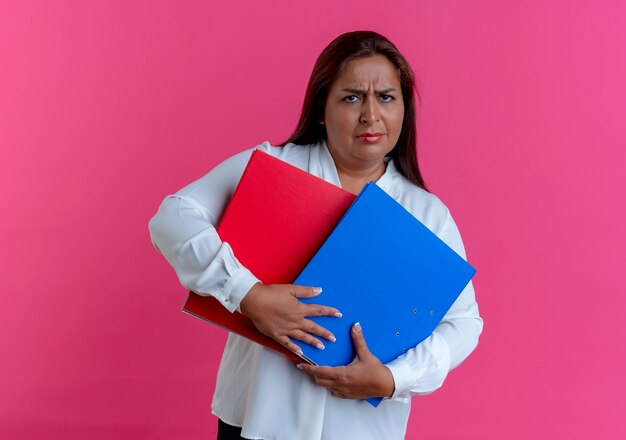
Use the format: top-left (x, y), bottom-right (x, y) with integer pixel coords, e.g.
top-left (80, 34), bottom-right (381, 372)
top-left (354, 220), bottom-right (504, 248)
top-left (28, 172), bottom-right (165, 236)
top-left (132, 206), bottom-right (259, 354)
top-left (351, 322), bottom-right (370, 359)
top-left (292, 285), bottom-right (323, 299)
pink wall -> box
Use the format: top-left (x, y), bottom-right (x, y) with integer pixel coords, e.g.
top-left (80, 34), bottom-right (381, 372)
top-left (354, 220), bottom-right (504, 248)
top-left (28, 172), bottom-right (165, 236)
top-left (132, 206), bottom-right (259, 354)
top-left (1, 1), bottom-right (624, 438)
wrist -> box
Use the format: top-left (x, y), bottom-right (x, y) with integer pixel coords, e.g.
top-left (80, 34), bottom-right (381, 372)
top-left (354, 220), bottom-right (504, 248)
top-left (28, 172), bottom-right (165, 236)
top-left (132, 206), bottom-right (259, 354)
top-left (240, 282), bottom-right (264, 317)
top-left (379, 365), bottom-right (396, 398)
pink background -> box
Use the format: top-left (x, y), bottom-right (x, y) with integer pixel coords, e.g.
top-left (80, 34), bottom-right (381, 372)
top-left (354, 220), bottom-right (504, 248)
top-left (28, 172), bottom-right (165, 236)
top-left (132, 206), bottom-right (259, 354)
top-left (1, 1), bottom-right (624, 439)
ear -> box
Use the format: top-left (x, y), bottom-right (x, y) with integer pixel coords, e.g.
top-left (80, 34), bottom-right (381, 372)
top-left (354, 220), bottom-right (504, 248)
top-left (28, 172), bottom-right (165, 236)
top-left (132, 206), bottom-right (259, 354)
top-left (319, 106), bottom-right (326, 125)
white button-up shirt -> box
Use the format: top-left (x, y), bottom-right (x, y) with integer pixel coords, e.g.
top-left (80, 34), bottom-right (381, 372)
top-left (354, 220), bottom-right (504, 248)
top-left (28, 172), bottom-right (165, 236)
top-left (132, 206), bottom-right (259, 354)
top-left (149, 141), bottom-right (483, 440)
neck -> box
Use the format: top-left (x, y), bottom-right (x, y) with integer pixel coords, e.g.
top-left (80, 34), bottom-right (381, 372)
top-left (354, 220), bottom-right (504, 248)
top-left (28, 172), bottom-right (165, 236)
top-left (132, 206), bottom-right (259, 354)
top-left (334, 160), bottom-right (387, 195)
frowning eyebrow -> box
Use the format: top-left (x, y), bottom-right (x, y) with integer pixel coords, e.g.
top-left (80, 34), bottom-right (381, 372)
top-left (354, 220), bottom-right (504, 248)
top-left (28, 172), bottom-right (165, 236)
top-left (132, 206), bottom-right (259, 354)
top-left (341, 87), bottom-right (397, 95)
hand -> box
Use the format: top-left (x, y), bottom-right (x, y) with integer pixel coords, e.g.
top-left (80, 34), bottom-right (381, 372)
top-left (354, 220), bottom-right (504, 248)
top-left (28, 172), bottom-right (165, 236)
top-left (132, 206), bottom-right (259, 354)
top-left (239, 282), bottom-right (342, 355)
top-left (297, 323), bottom-right (396, 400)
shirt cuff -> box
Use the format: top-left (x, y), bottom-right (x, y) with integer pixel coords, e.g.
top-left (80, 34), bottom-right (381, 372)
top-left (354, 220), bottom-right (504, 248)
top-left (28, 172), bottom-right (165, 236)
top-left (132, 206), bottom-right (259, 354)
top-left (385, 359), bottom-right (416, 401)
top-left (218, 266), bottom-right (260, 313)
top-left (384, 334), bottom-right (452, 400)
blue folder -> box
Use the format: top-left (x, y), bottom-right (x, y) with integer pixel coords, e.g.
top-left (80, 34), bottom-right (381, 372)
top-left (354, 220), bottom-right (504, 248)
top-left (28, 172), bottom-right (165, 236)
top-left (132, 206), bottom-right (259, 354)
top-left (293, 182), bottom-right (476, 406)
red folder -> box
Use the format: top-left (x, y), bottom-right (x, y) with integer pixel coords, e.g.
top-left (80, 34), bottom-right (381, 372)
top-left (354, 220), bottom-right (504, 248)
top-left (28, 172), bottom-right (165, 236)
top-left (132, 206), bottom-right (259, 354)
top-left (182, 149), bottom-right (355, 362)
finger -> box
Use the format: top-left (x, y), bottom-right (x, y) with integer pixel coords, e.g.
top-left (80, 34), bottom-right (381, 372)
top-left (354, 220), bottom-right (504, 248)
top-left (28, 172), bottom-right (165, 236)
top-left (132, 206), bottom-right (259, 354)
top-left (298, 364), bottom-right (339, 380)
top-left (300, 319), bottom-right (336, 342)
top-left (291, 285), bottom-right (323, 299)
top-left (304, 303), bottom-right (343, 319)
top-left (351, 322), bottom-right (370, 359)
top-left (315, 377), bottom-right (341, 388)
top-left (330, 390), bottom-right (349, 399)
top-left (312, 374), bottom-right (345, 390)
top-left (278, 336), bottom-right (304, 356)
top-left (292, 330), bottom-right (326, 350)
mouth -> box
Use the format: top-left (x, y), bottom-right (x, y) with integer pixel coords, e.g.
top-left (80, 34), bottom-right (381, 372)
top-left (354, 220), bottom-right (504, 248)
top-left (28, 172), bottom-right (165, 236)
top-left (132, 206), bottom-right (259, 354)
top-left (358, 132), bottom-right (384, 143)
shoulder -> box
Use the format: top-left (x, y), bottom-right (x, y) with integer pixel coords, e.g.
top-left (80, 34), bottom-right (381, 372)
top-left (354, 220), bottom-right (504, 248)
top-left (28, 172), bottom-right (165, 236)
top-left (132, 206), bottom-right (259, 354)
top-left (254, 141), bottom-right (321, 170)
top-left (387, 163), bottom-right (451, 237)
top-left (181, 141), bottom-right (318, 191)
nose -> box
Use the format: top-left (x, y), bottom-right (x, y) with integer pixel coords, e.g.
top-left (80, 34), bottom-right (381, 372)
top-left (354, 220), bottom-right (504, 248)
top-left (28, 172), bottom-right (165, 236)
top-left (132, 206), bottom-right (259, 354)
top-left (360, 98), bottom-right (380, 124)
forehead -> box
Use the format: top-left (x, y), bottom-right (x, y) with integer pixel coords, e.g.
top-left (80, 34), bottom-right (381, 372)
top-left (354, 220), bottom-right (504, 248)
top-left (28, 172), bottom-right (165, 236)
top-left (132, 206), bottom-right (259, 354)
top-left (332, 55), bottom-right (401, 89)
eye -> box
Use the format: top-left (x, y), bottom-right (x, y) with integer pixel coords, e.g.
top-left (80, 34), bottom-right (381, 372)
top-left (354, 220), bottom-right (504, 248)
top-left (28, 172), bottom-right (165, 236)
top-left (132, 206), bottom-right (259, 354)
top-left (379, 94), bottom-right (395, 102)
top-left (342, 95), bottom-right (360, 103)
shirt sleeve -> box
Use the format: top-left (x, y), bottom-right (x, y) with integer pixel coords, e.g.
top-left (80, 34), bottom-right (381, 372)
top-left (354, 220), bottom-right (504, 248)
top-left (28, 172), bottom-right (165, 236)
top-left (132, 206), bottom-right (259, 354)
top-left (148, 148), bottom-right (261, 312)
top-left (384, 209), bottom-right (484, 401)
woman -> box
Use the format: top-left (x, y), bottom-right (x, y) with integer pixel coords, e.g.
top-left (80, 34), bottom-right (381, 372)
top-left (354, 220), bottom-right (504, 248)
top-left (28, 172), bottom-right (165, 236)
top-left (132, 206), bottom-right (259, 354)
top-left (149, 31), bottom-right (483, 440)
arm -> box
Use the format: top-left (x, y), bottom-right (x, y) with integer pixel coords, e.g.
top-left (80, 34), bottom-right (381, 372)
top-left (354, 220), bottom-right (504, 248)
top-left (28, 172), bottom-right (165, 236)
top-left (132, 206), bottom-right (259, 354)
top-left (297, 322), bottom-right (396, 399)
top-left (385, 210), bottom-right (483, 400)
top-left (299, 210), bottom-right (483, 400)
top-left (148, 147), bottom-right (340, 351)
top-left (148, 149), bottom-right (259, 312)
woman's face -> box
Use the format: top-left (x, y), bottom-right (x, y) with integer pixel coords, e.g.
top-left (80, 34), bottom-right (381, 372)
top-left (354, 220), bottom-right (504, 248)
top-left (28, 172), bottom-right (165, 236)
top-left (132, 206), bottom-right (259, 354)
top-left (323, 55), bottom-right (404, 169)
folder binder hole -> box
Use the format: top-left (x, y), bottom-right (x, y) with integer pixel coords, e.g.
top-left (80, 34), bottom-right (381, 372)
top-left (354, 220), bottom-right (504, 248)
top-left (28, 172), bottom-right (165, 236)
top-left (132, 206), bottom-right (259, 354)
top-left (403, 348), bottom-right (407, 353)
top-left (396, 332), bottom-right (400, 336)
top-left (429, 311), bottom-right (435, 316)
top-left (413, 308), bottom-right (417, 314)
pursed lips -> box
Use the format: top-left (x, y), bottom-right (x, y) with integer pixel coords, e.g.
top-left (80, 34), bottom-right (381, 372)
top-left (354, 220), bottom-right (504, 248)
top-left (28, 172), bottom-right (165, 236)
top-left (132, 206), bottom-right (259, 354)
top-left (357, 132), bottom-right (384, 142)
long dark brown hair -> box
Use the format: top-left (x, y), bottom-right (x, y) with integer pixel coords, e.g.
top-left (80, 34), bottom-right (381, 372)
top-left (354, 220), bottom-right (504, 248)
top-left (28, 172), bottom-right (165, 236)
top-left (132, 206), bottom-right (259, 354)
top-left (281, 30), bottom-right (427, 190)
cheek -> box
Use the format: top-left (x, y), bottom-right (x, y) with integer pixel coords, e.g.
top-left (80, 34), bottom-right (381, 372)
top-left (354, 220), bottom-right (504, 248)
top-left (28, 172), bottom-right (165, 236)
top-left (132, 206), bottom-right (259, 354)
top-left (390, 108), bottom-right (405, 135)
top-left (327, 114), bottom-right (355, 139)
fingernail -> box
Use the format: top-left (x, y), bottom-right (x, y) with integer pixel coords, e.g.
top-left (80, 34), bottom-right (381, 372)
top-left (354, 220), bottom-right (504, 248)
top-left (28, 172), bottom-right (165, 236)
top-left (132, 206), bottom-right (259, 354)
top-left (328, 335), bottom-right (336, 342)
top-left (354, 322), bottom-right (361, 332)
top-left (296, 364), bottom-right (304, 370)
top-left (297, 349), bottom-right (303, 356)
top-left (316, 342), bottom-right (325, 350)
top-left (312, 287), bottom-right (322, 294)
top-left (334, 312), bottom-right (343, 318)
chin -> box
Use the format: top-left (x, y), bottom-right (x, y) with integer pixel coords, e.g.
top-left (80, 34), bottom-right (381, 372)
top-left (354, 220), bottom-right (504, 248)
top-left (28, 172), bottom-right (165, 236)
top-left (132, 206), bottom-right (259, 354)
top-left (357, 144), bottom-right (392, 160)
